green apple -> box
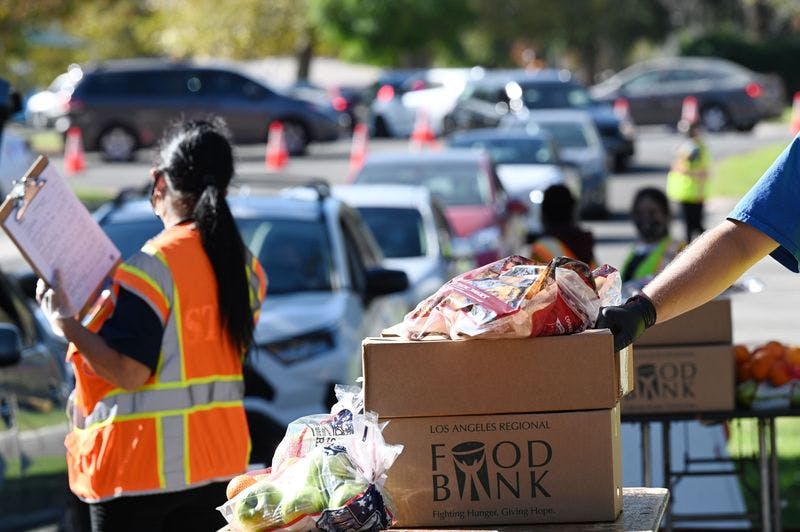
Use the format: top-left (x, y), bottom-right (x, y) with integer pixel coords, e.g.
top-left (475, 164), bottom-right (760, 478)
top-left (327, 480), bottom-right (368, 509)
top-left (279, 482), bottom-right (327, 524)
top-left (737, 381), bottom-right (758, 408)
top-left (236, 480), bottom-right (283, 528)
top-left (323, 450), bottom-right (355, 484)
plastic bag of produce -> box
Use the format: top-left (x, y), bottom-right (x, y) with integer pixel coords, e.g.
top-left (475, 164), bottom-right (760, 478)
top-left (218, 416), bottom-right (402, 531)
top-left (402, 255), bottom-right (620, 340)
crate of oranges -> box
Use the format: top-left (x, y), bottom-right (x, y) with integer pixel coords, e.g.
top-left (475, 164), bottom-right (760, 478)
top-left (734, 341), bottom-right (800, 409)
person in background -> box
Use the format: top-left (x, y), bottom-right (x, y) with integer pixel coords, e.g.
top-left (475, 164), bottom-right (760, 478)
top-left (597, 133), bottom-right (800, 352)
top-left (666, 120), bottom-right (710, 243)
top-left (37, 118), bottom-right (267, 532)
top-left (621, 187), bottom-right (685, 292)
top-left (527, 184), bottom-right (597, 267)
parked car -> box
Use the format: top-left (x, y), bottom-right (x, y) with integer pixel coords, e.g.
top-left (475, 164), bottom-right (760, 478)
top-left (443, 69), bottom-right (636, 171)
top-left (447, 129), bottom-right (580, 238)
top-left (331, 184), bottom-right (472, 307)
top-left (367, 68), bottom-right (472, 138)
top-left (502, 109), bottom-right (609, 217)
top-left (93, 185), bottom-right (408, 464)
top-left (60, 58), bottom-right (346, 160)
top-left (284, 80), bottom-right (366, 132)
top-left (351, 150), bottom-right (525, 266)
top-left (24, 64), bottom-right (83, 130)
top-left (363, 69), bottom-right (426, 138)
top-left (589, 56), bottom-right (785, 132)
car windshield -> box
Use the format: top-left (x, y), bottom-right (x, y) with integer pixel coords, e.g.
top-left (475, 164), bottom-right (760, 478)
top-left (101, 212), bottom-right (334, 295)
top-left (534, 122), bottom-right (590, 148)
top-left (356, 207), bottom-right (426, 258)
top-left (451, 137), bottom-right (554, 165)
top-left (237, 218), bottom-right (333, 295)
top-left (356, 163), bottom-right (491, 207)
top-left (521, 83), bottom-right (592, 109)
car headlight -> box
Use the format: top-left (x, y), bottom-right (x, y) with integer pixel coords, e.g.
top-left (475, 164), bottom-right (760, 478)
top-left (262, 329), bottom-right (335, 365)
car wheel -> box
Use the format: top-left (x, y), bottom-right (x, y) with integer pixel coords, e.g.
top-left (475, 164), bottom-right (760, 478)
top-left (282, 120), bottom-right (308, 156)
top-left (700, 104), bottom-right (730, 132)
top-left (374, 116), bottom-right (389, 138)
top-left (98, 126), bottom-right (137, 161)
top-left (245, 410), bottom-right (285, 466)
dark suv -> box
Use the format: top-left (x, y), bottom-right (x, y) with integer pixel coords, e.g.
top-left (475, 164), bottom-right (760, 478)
top-left (62, 58), bottom-right (345, 160)
top-left (443, 69), bottom-right (636, 171)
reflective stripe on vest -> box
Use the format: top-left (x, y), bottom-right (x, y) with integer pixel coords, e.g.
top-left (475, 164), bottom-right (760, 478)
top-left (622, 236), bottom-right (683, 281)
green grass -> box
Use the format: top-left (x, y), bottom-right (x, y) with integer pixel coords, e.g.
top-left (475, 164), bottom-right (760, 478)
top-left (728, 418), bottom-right (800, 528)
top-left (74, 188), bottom-right (115, 211)
top-left (26, 130), bottom-right (64, 154)
top-left (710, 142), bottom-right (787, 198)
top-left (14, 407), bottom-right (68, 431)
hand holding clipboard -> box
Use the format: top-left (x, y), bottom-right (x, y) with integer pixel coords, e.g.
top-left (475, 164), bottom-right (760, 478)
top-left (0, 155), bottom-right (121, 314)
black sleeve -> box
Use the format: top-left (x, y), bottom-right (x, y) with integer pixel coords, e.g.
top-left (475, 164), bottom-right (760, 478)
top-left (98, 287), bottom-right (164, 373)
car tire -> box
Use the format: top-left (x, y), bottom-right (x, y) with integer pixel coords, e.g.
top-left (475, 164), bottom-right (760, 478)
top-left (700, 104), bottom-right (730, 132)
top-left (245, 410), bottom-right (285, 466)
top-left (98, 125), bottom-right (137, 162)
top-left (282, 120), bottom-right (308, 156)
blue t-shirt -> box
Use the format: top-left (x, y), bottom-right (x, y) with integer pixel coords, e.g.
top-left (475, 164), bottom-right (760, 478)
top-left (728, 134), bottom-right (800, 273)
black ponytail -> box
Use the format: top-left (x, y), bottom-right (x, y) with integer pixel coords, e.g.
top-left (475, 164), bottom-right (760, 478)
top-left (155, 118), bottom-right (253, 352)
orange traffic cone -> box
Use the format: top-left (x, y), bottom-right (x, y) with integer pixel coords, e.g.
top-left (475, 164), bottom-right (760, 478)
top-left (680, 95), bottom-right (699, 125)
top-left (410, 109), bottom-right (436, 150)
top-left (349, 123), bottom-right (368, 171)
top-left (790, 92), bottom-right (800, 137)
top-left (63, 126), bottom-right (86, 175)
top-left (265, 121), bottom-right (289, 171)
top-left (613, 97), bottom-right (630, 121)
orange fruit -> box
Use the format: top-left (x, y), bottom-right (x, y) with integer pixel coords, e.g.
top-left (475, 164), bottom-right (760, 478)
top-left (786, 346), bottom-right (800, 371)
top-left (759, 341), bottom-right (787, 359)
top-left (226, 474), bottom-right (256, 500)
top-left (734, 345), bottom-right (750, 364)
top-left (769, 360), bottom-right (792, 387)
top-left (736, 361), bottom-right (753, 383)
top-left (751, 348), bottom-right (779, 382)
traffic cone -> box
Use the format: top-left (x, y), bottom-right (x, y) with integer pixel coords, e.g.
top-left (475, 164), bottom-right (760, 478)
top-left (613, 97), bottom-right (630, 121)
top-left (410, 108), bottom-right (436, 150)
top-left (63, 126), bottom-right (86, 175)
top-left (680, 95), bottom-right (699, 125)
top-left (265, 121), bottom-right (289, 171)
top-left (349, 123), bottom-right (368, 171)
top-left (790, 92), bottom-right (800, 137)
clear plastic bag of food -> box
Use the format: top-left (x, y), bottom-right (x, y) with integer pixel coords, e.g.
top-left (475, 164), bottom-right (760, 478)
top-left (402, 255), bottom-right (620, 340)
top-left (219, 416), bottom-right (402, 531)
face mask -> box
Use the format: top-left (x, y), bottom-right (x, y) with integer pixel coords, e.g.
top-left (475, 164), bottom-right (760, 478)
top-left (636, 220), bottom-right (667, 242)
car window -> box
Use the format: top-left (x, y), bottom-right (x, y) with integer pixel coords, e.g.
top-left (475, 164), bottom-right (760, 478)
top-left (356, 207), bottom-right (426, 258)
top-left (338, 216), bottom-right (367, 294)
top-left (534, 122), bottom-right (591, 148)
top-left (238, 218), bottom-right (333, 295)
top-left (451, 137), bottom-right (554, 165)
top-left (431, 201), bottom-right (453, 255)
top-left (664, 69), bottom-right (707, 83)
top-left (520, 83), bottom-right (591, 109)
top-left (201, 70), bottom-right (269, 99)
top-left (356, 162), bottom-right (491, 207)
top-left (623, 71), bottom-right (669, 91)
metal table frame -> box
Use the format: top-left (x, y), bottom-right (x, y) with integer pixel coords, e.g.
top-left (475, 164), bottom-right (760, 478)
top-left (623, 409), bottom-right (788, 532)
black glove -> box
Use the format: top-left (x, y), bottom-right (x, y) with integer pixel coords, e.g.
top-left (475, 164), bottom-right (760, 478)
top-left (595, 294), bottom-right (657, 352)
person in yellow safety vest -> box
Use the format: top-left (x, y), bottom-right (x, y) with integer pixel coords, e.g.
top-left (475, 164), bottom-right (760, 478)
top-left (621, 187), bottom-right (686, 290)
top-left (36, 119), bottom-right (267, 531)
top-left (527, 184), bottom-right (598, 268)
top-left (666, 120), bottom-right (710, 243)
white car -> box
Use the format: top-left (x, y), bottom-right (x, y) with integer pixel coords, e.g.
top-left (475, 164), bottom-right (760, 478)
top-left (503, 109), bottom-right (609, 217)
top-left (0, 128), bottom-right (36, 196)
top-left (24, 65), bottom-right (82, 129)
top-left (94, 185), bottom-right (410, 465)
top-left (332, 184), bottom-right (470, 308)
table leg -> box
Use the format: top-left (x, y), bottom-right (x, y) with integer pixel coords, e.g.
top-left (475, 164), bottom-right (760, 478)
top-left (758, 418), bottom-right (772, 532)
top-left (662, 421), bottom-right (672, 532)
top-left (769, 417), bottom-right (781, 532)
top-left (641, 422), bottom-right (651, 487)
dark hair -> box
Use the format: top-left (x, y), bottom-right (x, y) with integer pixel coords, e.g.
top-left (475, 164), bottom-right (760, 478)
top-left (155, 118), bottom-right (253, 352)
top-left (541, 184), bottom-right (576, 226)
top-left (632, 187), bottom-right (671, 218)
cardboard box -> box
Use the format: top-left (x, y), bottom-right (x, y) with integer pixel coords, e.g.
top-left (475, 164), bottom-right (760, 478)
top-left (635, 298), bottom-right (731, 347)
top-left (382, 406), bottom-right (622, 527)
top-left (362, 330), bottom-right (632, 418)
top-left (623, 344), bottom-right (735, 414)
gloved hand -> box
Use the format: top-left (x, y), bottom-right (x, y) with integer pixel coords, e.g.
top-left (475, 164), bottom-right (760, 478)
top-left (36, 270), bottom-right (77, 336)
top-left (595, 294), bottom-right (657, 352)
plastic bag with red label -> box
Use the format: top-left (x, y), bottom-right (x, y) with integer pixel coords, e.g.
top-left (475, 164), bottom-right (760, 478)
top-left (401, 255), bottom-right (620, 340)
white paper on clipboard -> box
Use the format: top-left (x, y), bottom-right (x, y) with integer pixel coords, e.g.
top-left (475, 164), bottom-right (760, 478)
top-left (0, 155), bottom-right (121, 313)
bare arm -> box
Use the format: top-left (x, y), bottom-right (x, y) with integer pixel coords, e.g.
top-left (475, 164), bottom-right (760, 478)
top-left (57, 317), bottom-right (151, 390)
top-left (642, 219), bottom-right (778, 323)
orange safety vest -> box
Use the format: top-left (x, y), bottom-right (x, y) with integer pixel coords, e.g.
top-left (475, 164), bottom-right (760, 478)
top-left (530, 236), bottom-right (597, 269)
top-left (65, 223), bottom-right (267, 502)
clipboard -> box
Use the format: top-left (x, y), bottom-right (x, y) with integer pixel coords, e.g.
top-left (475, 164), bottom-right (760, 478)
top-left (0, 155), bottom-right (122, 314)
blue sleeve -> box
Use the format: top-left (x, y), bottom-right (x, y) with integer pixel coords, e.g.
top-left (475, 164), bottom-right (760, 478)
top-left (727, 135), bottom-right (800, 273)
top-left (98, 287), bottom-right (164, 373)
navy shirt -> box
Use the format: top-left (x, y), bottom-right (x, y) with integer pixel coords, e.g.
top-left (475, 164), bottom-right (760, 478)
top-left (728, 134), bottom-right (800, 273)
top-left (98, 287), bottom-right (164, 373)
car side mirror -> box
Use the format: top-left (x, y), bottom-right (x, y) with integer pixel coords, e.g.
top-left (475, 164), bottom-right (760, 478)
top-left (365, 268), bottom-right (408, 301)
top-left (0, 324), bottom-right (23, 367)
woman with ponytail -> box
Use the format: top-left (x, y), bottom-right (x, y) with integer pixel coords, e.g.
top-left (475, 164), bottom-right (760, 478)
top-left (37, 118), bottom-right (267, 531)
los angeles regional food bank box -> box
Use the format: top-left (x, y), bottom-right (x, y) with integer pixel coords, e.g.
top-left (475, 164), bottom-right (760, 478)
top-left (362, 329), bottom-right (631, 527)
